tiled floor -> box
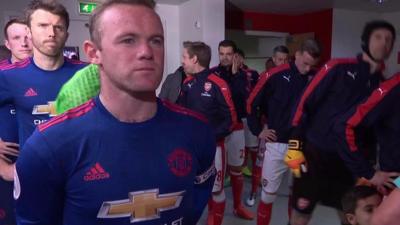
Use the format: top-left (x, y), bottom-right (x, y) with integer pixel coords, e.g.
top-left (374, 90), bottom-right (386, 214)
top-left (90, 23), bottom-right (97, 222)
top-left (197, 172), bottom-right (342, 225)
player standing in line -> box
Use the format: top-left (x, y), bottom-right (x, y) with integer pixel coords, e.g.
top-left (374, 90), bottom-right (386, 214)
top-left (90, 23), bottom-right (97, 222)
top-left (247, 39), bottom-right (320, 225)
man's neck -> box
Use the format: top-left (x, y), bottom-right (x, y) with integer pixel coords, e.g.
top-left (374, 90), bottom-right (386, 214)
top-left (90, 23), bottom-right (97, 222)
top-left (99, 73), bottom-right (158, 123)
top-left (32, 49), bottom-right (64, 71)
top-left (10, 56), bottom-right (21, 64)
top-left (192, 65), bottom-right (206, 75)
top-left (362, 52), bottom-right (381, 74)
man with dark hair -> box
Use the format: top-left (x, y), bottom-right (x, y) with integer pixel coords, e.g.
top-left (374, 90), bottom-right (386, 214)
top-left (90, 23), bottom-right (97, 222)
top-left (342, 186), bottom-right (382, 225)
top-left (246, 44), bottom-right (289, 207)
top-left (247, 38), bottom-right (320, 225)
top-left (210, 40), bottom-right (256, 221)
top-left (178, 41), bottom-right (236, 225)
top-left (15, 1), bottom-right (215, 224)
top-left (25, 0), bottom-right (70, 31)
top-left (285, 20), bottom-right (395, 225)
top-left (0, 0), bottom-right (86, 181)
top-left (272, 45), bottom-right (289, 67)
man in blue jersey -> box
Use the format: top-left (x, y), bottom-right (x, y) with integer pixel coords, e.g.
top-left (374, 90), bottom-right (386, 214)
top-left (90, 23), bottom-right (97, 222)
top-left (0, 18), bottom-right (32, 162)
top-left (15, 0), bottom-right (216, 225)
top-left (0, 18), bottom-right (32, 225)
top-left (0, 18), bottom-right (32, 165)
top-left (0, 0), bottom-right (86, 182)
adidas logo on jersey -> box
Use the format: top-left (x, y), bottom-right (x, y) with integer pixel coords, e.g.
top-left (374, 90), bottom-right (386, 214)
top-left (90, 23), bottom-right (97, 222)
top-left (84, 163), bottom-right (110, 181)
top-left (24, 88), bottom-right (38, 97)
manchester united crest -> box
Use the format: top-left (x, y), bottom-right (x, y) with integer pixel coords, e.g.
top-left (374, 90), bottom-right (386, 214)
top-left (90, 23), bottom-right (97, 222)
top-left (167, 149), bottom-right (193, 177)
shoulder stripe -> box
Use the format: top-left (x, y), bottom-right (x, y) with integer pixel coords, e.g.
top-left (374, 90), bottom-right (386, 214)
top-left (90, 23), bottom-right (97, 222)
top-left (38, 99), bottom-right (95, 132)
top-left (0, 58), bottom-right (30, 70)
top-left (292, 58), bottom-right (358, 126)
top-left (246, 63), bottom-right (291, 114)
top-left (208, 73), bottom-right (238, 130)
top-left (345, 73), bottom-right (400, 152)
top-left (162, 100), bottom-right (208, 123)
top-left (183, 76), bottom-right (194, 84)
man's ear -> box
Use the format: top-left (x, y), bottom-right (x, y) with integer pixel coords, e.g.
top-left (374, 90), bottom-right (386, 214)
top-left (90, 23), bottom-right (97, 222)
top-left (192, 55), bottom-right (198, 64)
top-left (5, 40), bottom-right (11, 51)
top-left (345, 213), bottom-right (357, 225)
top-left (83, 40), bottom-right (101, 64)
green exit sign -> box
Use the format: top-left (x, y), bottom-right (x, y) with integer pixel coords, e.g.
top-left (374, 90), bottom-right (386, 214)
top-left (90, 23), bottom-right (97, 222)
top-left (79, 2), bottom-right (97, 15)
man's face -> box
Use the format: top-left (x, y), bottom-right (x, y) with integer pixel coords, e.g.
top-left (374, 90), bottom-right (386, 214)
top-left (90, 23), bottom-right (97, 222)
top-left (346, 195), bottom-right (382, 225)
top-left (96, 4), bottom-right (164, 93)
top-left (218, 46), bottom-right (234, 67)
top-left (29, 9), bottom-right (68, 57)
top-left (295, 51), bottom-right (319, 75)
top-left (272, 51), bottom-right (288, 66)
top-left (181, 48), bottom-right (196, 74)
top-left (5, 23), bottom-right (32, 62)
top-left (368, 28), bottom-right (394, 61)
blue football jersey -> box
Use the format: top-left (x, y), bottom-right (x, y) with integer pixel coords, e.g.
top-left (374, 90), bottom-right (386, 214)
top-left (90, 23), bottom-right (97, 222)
top-left (0, 58), bottom-right (18, 146)
top-left (0, 59), bottom-right (19, 225)
top-left (0, 57), bottom-right (86, 146)
top-left (15, 97), bottom-right (216, 225)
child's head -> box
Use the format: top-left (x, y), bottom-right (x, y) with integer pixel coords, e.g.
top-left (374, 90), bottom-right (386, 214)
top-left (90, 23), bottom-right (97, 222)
top-left (342, 186), bottom-right (383, 225)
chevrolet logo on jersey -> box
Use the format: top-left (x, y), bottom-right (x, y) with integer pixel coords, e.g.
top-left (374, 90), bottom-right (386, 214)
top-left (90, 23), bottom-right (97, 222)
top-left (32, 101), bottom-right (56, 117)
top-left (97, 189), bottom-right (185, 223)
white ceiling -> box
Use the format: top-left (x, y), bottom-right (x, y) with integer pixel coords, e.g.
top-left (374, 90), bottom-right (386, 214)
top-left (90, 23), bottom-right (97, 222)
top-left (228, 0), bottom-right (400, 14)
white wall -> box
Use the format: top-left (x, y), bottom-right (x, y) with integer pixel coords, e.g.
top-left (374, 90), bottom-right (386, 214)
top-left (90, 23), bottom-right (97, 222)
top-left (156, 3), bottom-right (180, 84)
top-left (331, 9), bottom-right (381, 58)
top-left (382, 12), bottom-right (400, 76)
top-left (179, 0), bottom-right (224, 67)
top-left (201, 0), bottom-right (225, 67)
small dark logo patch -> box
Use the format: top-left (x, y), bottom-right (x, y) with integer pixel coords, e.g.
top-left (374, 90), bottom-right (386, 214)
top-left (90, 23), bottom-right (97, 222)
top-left (168, 149), bottom-right (193, 177)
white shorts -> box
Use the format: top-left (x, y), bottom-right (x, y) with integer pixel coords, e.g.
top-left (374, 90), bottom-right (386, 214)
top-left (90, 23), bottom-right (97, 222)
top-left (261, 142), bottom-right (289, 194)
top-left (212, 144), bottom-right (226, 193)
top-left (242, 118), bottom-right (259, 148)
top-left (225, 129), bottom-right (245, 167)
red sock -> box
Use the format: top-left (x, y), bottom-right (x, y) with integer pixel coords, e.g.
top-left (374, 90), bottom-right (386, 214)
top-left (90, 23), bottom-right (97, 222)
top-left (250, 150), bottom-right (257, 165)
top-left (207, 199), bottom-right (225, 225)
top-left (230, 171), bottom-right (244, 209)
top-left (257, 201), bottom-right (273, 225)
top-left (251, 165), bottom-right (262, 194)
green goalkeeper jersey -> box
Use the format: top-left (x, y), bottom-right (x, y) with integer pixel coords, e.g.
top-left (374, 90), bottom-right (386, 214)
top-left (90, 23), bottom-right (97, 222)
top-left (55, 64), bottom-right (100, 114)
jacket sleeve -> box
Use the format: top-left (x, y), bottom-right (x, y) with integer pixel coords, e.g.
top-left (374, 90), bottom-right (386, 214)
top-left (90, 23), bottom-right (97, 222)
top-left (208, 74), bottom-right (237, 140)
top-left (335, 76), bottom-right (399, 179)
top-left (15, 131), bottom-right (64, 225)
top-left (246, 72), bottom-right (274, 136)
top-left (290, 60), bottom-right (342, 138)
top-left (158, 73), bottom-right (174, 100)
